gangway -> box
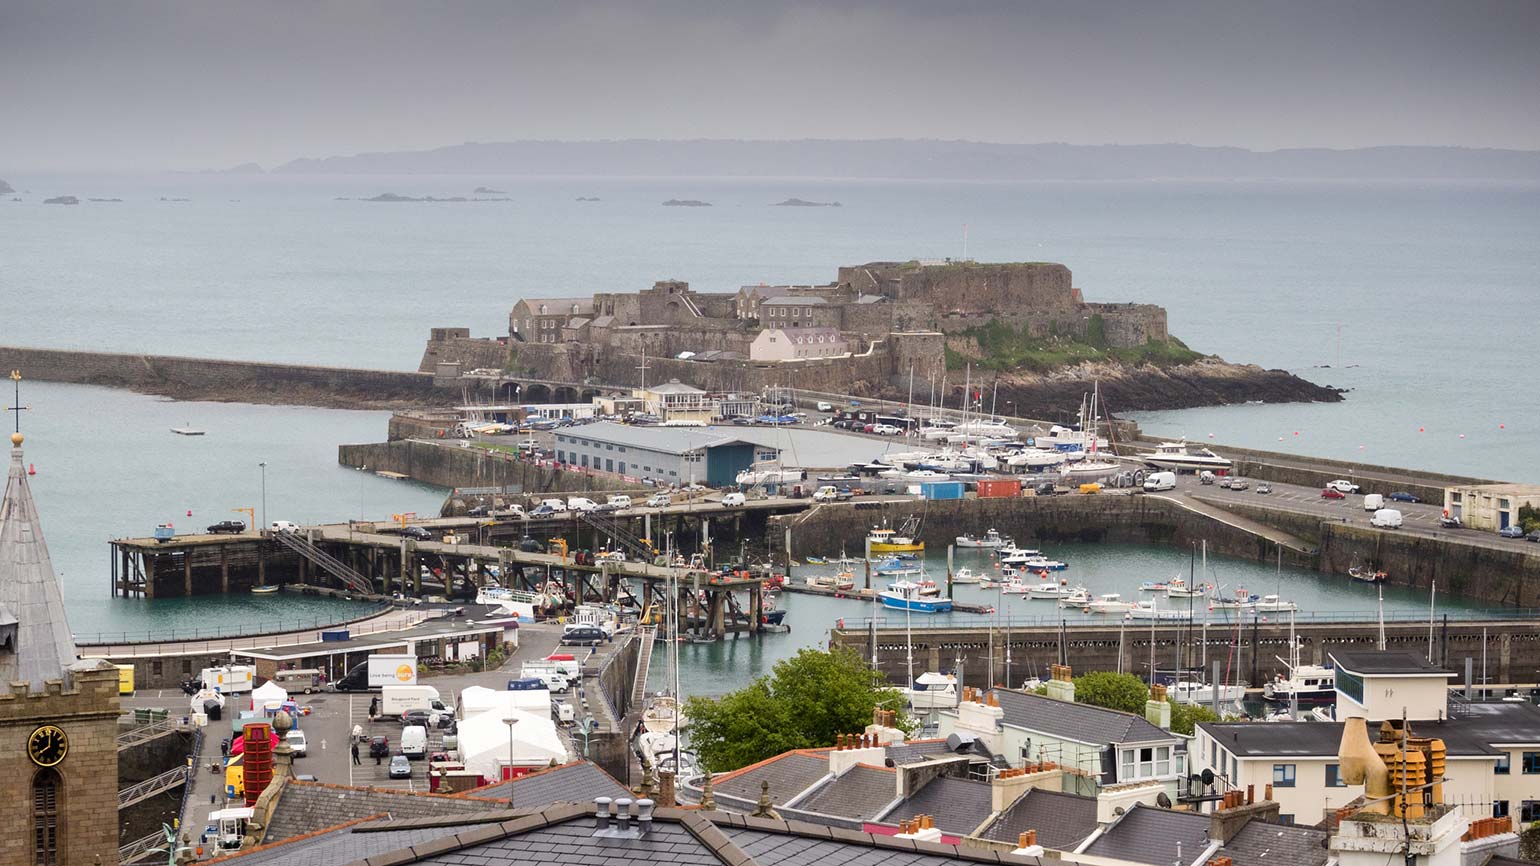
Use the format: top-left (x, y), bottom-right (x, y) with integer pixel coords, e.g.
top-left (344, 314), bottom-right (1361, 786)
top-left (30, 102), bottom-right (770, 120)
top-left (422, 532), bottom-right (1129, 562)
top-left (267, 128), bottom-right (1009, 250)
top-left (119, 766), bottom-right (188, 808)
top-left (631, 625), bottom-right (657, 709)
top-left (270, 530), bottom-right (373, 594)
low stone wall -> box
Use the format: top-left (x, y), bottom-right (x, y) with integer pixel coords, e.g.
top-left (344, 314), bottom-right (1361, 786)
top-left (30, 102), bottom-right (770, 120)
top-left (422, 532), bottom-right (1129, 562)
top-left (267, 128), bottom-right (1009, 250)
top-left (0, 345), bottom-right (448, 409)
top-left (338, 439), bottom-right (637, 499)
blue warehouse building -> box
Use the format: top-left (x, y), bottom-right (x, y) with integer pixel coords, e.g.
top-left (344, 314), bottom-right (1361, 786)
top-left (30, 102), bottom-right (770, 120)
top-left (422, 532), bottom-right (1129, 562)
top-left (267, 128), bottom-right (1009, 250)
top-left (553, 422), bottom-right (778, 487)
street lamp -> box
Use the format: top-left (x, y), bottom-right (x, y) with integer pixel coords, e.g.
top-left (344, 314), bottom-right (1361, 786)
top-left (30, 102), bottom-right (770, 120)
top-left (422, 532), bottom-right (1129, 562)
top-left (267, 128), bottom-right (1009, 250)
top-left (502, 716), bottom-right (518, 780)
top-left (258, 462), bottom-right (268, 529)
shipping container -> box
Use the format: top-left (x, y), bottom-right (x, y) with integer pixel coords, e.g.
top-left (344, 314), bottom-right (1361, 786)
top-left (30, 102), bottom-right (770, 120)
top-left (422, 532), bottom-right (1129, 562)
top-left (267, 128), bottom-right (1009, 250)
top-left (920, 481), bottom-right (965, 501)
top-left (976, 479), bottom-right (1021, 499)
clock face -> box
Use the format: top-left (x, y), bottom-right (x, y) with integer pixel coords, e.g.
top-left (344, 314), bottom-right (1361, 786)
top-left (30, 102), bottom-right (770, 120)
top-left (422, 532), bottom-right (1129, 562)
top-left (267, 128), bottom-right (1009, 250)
top-left (28, 725), bottom-right (68, 767)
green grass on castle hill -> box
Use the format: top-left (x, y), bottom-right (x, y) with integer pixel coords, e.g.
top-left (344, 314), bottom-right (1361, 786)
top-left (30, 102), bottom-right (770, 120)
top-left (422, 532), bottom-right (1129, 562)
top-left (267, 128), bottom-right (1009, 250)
top-left (947, 317), bottom-right (1204, 373)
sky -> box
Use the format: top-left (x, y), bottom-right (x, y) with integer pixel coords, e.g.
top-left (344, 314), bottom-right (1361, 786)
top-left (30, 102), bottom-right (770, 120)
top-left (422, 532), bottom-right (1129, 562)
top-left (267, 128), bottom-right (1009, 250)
top-left (2, 0), bottom-right (1538, 171)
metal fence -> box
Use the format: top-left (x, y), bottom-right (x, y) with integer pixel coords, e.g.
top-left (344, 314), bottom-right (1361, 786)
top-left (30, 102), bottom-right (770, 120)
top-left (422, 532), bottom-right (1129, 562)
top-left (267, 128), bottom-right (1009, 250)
top-left (75, 600), bottom-right (398, 649)
top-left (839, 607), bottom-right (1540, 632)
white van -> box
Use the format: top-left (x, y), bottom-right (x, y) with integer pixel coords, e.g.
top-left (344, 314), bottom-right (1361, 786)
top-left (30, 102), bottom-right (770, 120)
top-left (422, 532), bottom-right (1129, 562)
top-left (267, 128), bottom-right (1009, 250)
top-left (400, 725), bottom-right (428, 759)
top-left (720, 492), bottom-right (747, 507)
top-left (1362, 493), bottom-right (1385, 512)
top-left (1143, 471), bottom-right (1177, 492)
top-left (605, 495), bottom-right (632, 510)
top-left (1371, 508), bottom-right (1404, 528)
top-left (567, 497), bottom-right (599, 512)
top-left (539, 498), bottom-right (568, 513)
top-left (816, 401), bottom-right (834, 412)
top-left (269, 520), bottom-right (300, 533)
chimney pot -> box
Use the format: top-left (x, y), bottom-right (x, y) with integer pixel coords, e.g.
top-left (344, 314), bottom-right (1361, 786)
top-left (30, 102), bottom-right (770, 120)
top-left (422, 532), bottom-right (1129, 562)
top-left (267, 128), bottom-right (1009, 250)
top-left (1264, 783), bottom-right (1273, 801)
top-left (1246, 784), bottom-right (1254, 805)
top-left (595, 796), bottom-right (612, 830)
top-left (614, 797), bottom-right (633, 830)
top-left (636, 798), bottom-right (655, 837)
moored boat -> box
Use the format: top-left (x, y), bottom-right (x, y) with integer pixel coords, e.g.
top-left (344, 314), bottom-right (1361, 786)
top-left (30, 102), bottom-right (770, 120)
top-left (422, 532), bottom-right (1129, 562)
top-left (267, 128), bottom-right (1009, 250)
top-left (956, 528), bottom-right (1009, 549)
top-left (1348, 565), bottom-right (1388, 583)
top-left (867, 518), bottom-right (925, 553)
top-left (880, 579), bottom-right (953, 613)
top-left (1085, 593), bottom-right (1135, 614)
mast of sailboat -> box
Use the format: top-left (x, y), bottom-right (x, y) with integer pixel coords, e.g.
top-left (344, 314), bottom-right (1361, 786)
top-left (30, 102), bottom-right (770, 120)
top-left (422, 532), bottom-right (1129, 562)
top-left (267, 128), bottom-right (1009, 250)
top-left (1288, 610), bottom-right (1299, 721)
top-left (905, 600), bottom-right (914, 697)
top-left (907, 363), bottom-right (916, 424)
top-left (1428, 580), bottom-right (1437, 662)
top-left (668, 532), bottom-right (683, 773)
top-left (1377, 586), bottom-right (1387, 651)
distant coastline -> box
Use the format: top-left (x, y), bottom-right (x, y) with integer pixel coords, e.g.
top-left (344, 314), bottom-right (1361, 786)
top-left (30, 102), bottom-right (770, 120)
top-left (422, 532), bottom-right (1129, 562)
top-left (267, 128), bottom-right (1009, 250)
top-left (270, 139), bottom-right (1540, 181)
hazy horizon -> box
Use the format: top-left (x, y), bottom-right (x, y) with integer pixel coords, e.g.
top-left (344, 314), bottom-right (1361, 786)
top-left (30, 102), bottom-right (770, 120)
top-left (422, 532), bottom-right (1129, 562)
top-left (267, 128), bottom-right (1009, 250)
top-left (3, 1), bottom-right (1538, 172)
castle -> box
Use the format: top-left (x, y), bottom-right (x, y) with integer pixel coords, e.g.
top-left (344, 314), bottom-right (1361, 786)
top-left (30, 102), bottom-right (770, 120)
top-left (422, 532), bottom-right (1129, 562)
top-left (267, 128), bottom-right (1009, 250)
top-left (422, 260), bottom-right (1168, 396)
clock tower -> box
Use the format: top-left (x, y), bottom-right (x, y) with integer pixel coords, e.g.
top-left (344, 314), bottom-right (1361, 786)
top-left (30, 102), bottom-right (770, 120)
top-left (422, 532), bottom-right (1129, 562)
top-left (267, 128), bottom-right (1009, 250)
top-left (0, 376), bottom-right (121, 866)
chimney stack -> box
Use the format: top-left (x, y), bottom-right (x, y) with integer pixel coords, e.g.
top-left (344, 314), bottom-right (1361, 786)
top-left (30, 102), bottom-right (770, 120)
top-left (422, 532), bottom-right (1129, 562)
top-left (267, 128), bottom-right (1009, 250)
top-left (658, 771), bottom-right (677, 808)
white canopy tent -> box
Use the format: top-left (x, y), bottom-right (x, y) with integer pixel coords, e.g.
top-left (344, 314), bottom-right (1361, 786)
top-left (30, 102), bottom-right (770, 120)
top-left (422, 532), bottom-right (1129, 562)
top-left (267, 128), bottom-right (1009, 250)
top-left (459, 684), bottom-right (550, 716)
top-left (250, 681), bottom-right (288, 712)
top-left (455, 706), bottom-right (567, 780)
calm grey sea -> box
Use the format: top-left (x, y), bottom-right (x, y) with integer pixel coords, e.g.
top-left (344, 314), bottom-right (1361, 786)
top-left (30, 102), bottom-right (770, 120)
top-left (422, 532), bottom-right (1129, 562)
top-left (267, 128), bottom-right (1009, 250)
top-left (3, 174), bottom-right (1535, 668)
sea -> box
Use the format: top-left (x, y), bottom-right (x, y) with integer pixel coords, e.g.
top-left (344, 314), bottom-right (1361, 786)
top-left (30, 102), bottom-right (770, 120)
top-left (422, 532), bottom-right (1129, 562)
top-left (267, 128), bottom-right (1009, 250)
top-left (2, 172), bottom-right (1536, 689)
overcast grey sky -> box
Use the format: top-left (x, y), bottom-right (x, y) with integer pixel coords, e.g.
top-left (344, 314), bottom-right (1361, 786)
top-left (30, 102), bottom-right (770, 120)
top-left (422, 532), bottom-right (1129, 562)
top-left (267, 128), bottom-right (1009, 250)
top-left (2, 0), bottom-right (1538, 171)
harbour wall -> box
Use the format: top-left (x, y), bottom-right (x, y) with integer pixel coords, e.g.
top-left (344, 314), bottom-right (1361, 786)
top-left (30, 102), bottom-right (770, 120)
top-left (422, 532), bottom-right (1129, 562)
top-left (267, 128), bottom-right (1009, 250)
top-left (0, 345), bottom-right (447, 409)
top-left (831, 618), bottom-right (1540, 692)
top-left (770, 494), bottom-right (1540, 608)
top-left (337, 439), bottom-right (636, 500)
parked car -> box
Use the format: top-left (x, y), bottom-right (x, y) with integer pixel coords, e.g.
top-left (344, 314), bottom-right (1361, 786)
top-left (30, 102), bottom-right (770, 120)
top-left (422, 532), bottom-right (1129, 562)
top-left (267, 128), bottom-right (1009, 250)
top-left (1218, 477), bottom-right (1236, 489)
top-left (731, 416), bottom-right (754, 426)
top-left (269, 520), bottom-right (301, 533)
top-left (206, 520), bottom-right (246, 534)
top-left (1526, 531), bottom-right (1540, 543)
top-left (1498, 525), bottom-right (1527, 539)
top-left (871, 423), bottom-right (902, 436)
top-left (1326, 479), bottom-right (1361, 494)
top-left (1198, 471), bottom-right (1216, 485)
top-left (284, 729), bottom-right (307, 757)
top-left (368, 735), bottom-right (390, 759)
top-left (1387, 492), bottom-right (1420, 503)
top-left (528, 504), bottom-right (559, 518)
top-left (1439, 515), bottom-right (1463, 528)
top-left (720, 492), bottom-right (747, 507)
top-left (402, 708), bottom-right (450, 729)
top-left (645, 493), bottom-right (672, 508)
top-left (464, 504), bottom-right (489, 517)
top-left (384, 525), bottom-right (433, 541)
top-left (566, 497), bottom-right (599, 512)
top-left (816, 401), bottom-right (834, 412)
top-left (1255, 483), bottom-right (1272, 494)
top-left (388, 755), bottom-right (412, 779)
top-left (491, 505), bottom-right (525, 519)
top-left (518, 536), bottom-right (546, 553)
top-left (1321, 488), bottom-right (1346, 500)
top-left (1227, 479), bottom-right (1249, 490)
top-left (561, 625), bottom-right (606, 646)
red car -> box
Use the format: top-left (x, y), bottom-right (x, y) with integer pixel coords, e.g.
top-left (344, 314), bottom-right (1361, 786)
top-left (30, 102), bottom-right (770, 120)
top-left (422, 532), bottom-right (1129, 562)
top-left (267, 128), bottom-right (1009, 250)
top-left (1321, 488), bottom-right (1346, 500)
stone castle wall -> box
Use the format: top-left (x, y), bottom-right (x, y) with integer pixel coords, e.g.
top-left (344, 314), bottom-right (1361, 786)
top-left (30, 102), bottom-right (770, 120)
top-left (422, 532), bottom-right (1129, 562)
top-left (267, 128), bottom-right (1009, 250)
top-left (418, 332), bottom-right (510, 372)
top-left (1087, 303), bottom-right (1169, 346)
top-left (839, 261), bottom-right (1078, 314)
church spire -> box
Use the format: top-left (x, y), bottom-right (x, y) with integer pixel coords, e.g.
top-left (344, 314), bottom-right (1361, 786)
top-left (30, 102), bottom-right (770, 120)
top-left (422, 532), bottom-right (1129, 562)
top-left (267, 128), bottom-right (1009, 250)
top-left (0, 371), bottom-right (78, 692)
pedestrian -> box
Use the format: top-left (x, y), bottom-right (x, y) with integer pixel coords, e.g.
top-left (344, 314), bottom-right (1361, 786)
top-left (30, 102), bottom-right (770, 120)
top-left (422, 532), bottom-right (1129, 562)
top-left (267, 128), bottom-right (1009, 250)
top-left (375, 748), bottom-right (382, 766)
top-left (351, 742), bottom-right (361, 765)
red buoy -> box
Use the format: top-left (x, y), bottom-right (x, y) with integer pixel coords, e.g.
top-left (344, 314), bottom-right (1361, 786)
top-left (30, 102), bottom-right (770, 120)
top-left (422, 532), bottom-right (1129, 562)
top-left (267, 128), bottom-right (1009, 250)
top-left (27, 463), bottom-right (36, 476)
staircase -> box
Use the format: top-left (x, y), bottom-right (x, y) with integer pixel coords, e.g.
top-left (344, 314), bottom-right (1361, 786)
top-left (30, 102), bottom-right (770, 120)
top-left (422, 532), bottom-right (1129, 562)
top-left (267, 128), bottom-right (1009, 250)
top-left (270, 531), bottom-right (373, 594)
top-left (631, 625), bottom-right (657, 710)
top-left (575, 510), bottom-right (657, 562)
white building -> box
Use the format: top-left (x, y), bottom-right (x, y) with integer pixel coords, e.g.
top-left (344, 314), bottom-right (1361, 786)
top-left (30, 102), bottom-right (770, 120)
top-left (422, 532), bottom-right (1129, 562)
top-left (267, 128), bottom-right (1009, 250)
top-left (749, 327), bottom-right (849, 362)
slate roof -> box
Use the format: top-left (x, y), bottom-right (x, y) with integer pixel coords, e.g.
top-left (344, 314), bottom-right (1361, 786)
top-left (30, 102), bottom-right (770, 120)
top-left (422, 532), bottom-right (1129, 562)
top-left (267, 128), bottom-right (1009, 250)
top-left (469, 761), bottom-right (629, 807)
top-left (1080, 804), bottom-right (1213, 866)
top-left (976, 787), bottom-right (1098, 851)
top-left (224, 816), bottom-right (509, 866)
top-left (518, 298), bottom-right (594, 315)
top-left (885, 738), bottom-right (957, 765)
top-left (1331, 651), bottom-right (1454, 676)
top-left (711, 751), bottom-right (832, 804)
top-left (883, 776), bottom-right (993, 836)
top-left (263, 781), bottom-right (505, 841)
top-left (728, 827), bottom-right (992, 865)
top-left (0, 440), bottom-right (80, 692)
top-left (1218, 820), bottom-right (1329, 866)
top-left (764, 296), bottom-right (828, 305)
top-left (794, 765), bottom-right (897, 819)
top-left (1200, 711), bottom-right (1525, 758)
top-left (993, 689), bottom-right (1175, 746)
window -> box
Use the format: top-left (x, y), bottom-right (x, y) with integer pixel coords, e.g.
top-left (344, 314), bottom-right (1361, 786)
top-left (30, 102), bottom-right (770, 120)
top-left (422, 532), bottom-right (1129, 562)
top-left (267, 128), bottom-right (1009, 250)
top-left (1497, 754), bottom-right (1511, 774)
top-left (556, 451), bottom-right (565, 463)
top-left (1494, 800), bottom-right (1510, 819)
top-left (33, 769), bottom-right (60, 866)
top-left (605, 459), bottom-right (613, 472)
top-left (1119, 746), bottom-right (1172, 780)
top-left (581, 455), bottom-right (589, 467)
top-left (618, 463), bottom-right (625, 474)
top-left (1273, 764), bottom-right (1297, 787)
top-left (1524, 801), bottom-right (1540, 823)
top-left (1326, 764), bottom-right (1346, 787)
top-left (152, 660), bottom-right (163, 676)
top-left (1278, 813), bottom-right (1294, 824)
top-left (1522, 752), bottom-right (1540, 774)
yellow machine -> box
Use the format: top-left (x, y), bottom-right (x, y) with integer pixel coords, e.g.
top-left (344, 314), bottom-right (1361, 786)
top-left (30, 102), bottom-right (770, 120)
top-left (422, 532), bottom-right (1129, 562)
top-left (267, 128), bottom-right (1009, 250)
top-left (224, 756), bottom-right (244, 799)
top-left (1079, 483), bottom-right (1102, 495)
top-left (550, 538), bottom-right (569, 560)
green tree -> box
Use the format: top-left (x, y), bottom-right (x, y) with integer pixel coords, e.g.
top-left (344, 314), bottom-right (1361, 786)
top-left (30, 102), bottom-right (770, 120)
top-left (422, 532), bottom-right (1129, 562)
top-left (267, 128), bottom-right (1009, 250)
top-left (1072, 672), bottom-right (1149, 715)
top-left (1167, 700), bottom-right (1221, 736)
top-left (683, 647), bottom-right (910, 773)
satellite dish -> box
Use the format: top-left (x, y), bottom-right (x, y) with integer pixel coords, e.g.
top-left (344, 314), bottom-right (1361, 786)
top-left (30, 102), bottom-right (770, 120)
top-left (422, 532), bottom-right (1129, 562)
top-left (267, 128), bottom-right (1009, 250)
top-left (1201, 768), bottom-right (1215, 786)
top-left (1157, 792), bottom-right (1172, 808)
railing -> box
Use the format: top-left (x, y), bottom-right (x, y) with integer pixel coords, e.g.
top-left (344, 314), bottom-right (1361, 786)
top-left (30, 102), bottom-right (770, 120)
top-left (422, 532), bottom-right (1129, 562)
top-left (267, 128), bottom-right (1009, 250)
top-left (76, 600), bottom-right (398, 649)
top-left (119, 766), bottom-right (189, 808)
top-left (117, 718), bottom-right (183, 751)
top-left (632, 626), bottom-right (657, 707)
top-left (574, 510), bottom-right (657, 561)
top-left (119, 831), bottom-right (169, 864)
top-left (837, 607), bottom-right (1540, 632)
top-left (176, 726), bottom-right (204, 829)
top-left (271, 531), bottom-right (373, 594)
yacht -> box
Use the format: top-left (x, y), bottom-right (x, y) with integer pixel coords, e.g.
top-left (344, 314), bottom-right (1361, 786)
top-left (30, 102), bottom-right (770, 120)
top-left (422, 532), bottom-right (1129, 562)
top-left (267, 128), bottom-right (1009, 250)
top-left (1137, 440), bottom-right (1233, 472)
top-left (906, 672), bottom-right (960, 710)
top-left (879, 579), bottom-right (953, 613)
top-left (642, 695), bottom-right (690, 733)
top-left (1005, 448), bottom-right (1068, 470)
top-left (1061, 458), bottom-right (1122, 481)
top-left (735, 462), bottom-right (806, 486)
top-left (1033, 424), bottom-right (1109, 453)
top-left (1263, 641), bottom-right (1336, 704)
top-left (1028, 581), bottom-right (1075, 599)
top-left (1250, 594), bottom-right (1298, 612)
top-left (1018, 555), bottom-right (1067, 571)
top-left (1059, 587), bottom-right (1092, 607)
top-left (1168, 680), bottom-right (1248, 707)
top-left (956, 528), bottom-right (1009, 549)
top-left (1086, 593), bottom-right (1135, 614)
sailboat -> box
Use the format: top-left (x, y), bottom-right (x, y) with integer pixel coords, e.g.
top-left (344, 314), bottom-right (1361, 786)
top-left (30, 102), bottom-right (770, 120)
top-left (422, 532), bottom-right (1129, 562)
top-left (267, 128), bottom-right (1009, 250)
top-left (1059, 384), bottom-right (1121, 480)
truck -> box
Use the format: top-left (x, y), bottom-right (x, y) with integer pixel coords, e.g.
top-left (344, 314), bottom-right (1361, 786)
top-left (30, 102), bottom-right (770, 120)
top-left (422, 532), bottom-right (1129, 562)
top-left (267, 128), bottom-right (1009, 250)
top-left (380, 684), bottom-right (449, 716)
top-left (1142, 471), bottom-right (1176, 492)
top-left (200, 665), bottom-right (256, 694)
top-left (335, 653), bottom-right (418, 691)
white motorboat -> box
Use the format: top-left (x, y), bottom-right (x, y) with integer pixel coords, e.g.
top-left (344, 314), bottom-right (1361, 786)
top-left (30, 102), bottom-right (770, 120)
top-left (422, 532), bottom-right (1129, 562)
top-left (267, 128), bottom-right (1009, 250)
top-left (1033, 424), bottom-right (1109, 453)
top-left (1127, 600), bottom-right (1192, 621)
top-left (642, 695), bottom-right (689, 733)
top-left (999, 578), bottom-right (1031, 595)
top-left (951, 567), bottom-right (982, 584)
top-left (1005, 448), bottom-right (1068, 470)
top-left (1059, 587), bottom-right (1092, 607)
top-left (1168, 680), bottom-right (1248, 706)
top-left (1018, 555), bottom-right (1068, 571)
top-left (1137, 440), bottom-right (1233, 472)
top-left (735, 463), bottom-right (806, 486)
top-left (1250, 594), bottom-right (1298, 612)
top-left (1263, 638), bottom-right (1335, 704)
top-left (1028, 581), bottom-right (1074, 599)
top-left (956, 528), bottom-right (1009, 549)
top-left (906, 671), bottom-right (960, 710)
top-left (1085, 593), bottom-right (1135, 614)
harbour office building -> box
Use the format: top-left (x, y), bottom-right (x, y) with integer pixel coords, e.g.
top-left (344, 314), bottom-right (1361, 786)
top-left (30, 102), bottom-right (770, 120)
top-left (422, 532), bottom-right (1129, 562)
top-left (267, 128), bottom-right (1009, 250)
top-left (553, 422), bottom-right (776, 487)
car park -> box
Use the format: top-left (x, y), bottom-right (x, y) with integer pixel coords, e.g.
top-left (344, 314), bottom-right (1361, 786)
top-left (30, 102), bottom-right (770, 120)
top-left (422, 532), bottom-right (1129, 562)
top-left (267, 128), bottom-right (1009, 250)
top-left (206, 520), bottom-right (246, 534)
top-left (1321, 488), bottom-right (1346, 500)
top-left (1388, 492), bottom-right (1420, 503)
top-left (388, 755), bottom-right (412, 779)
top-left (1498, 525), bottom-right (1526, 539)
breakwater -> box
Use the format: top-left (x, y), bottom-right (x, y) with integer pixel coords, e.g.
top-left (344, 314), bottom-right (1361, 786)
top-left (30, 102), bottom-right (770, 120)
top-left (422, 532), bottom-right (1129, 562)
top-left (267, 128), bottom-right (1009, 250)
top-left (337, 438), bottom-right (637, 501)
top-left (771, 494), bottom-right (1540, 608)
top-left (0, 345), bottom-right (445, 409)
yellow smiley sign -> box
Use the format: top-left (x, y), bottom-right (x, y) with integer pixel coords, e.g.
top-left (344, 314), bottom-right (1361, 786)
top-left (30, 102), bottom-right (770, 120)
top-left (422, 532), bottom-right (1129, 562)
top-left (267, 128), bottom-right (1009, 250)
top-left (396, 664), bottom-right (414, 682)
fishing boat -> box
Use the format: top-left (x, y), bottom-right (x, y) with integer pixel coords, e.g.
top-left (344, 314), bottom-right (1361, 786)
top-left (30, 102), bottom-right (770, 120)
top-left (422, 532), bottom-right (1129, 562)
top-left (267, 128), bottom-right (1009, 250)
top-left (997, 544), bottom-right (1041, 560)
top-left (956, 528), bottom-right (1009, 549)
top-left (1018, 555), bottom-right (1068, 571)
top-left (867, 518), bottom-right (925, 554)
top-left (1348, 565), bottom-right (1388, 583)
top-left (880, 579), bottom-right (953, 613)
top-left (1165, 578), bottom-right (1212, 598)
top-left (642, 695), bottom-right (689, 733)
top-left (804, 573), bottom-right (856, 592)
top-left (906, 672), bottom-right (960, 710)
top-left (1250, 594), bottom-right (1298, 612)
top-left (1139, 580), bottom-right (1172, 593)
top-left (999, 577), bottom-right (1031, 595)
top-left (1085, 593), bottom-right (1135, 614)
top-left (1208, 589), bottom-right (1256, 610)
top-left (1028, 581), bottom-right (1074, 599)
top-left (951, 568), bottom-right (982, 584)
top-left (914, 578), bottom-right (942, 597)
top-left (1126, 600), bottom-right (1192, 621)
top-left (1059, 587), bottom-right (1092, 607)
top-left (250, 584), bottom-right (279, 595)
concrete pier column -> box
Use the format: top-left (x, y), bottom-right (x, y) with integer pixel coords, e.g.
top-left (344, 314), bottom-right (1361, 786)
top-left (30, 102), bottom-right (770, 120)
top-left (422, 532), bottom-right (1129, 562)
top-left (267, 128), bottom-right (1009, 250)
top-left (183, 552), bottom-right (193, 596)
top-left (708, 590), bottom-right (725, 639)
top-left (257, 549), bottom-right (266, 593)
top-left (749, 585), bottom-right (761, 634)
top-left (221, 545), bottom-right (230, 593)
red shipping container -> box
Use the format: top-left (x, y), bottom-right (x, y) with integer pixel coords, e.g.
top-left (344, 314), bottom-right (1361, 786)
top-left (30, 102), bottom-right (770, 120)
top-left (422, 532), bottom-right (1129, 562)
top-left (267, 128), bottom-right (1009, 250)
top-left (976, 479), bottom-right (1021, 498)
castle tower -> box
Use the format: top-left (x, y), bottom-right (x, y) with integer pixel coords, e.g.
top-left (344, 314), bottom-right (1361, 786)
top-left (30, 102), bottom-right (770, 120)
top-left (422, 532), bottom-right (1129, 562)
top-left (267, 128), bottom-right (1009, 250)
top-left (0, 373), bottom-right (121, 865)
